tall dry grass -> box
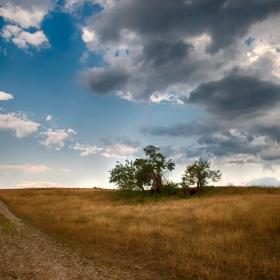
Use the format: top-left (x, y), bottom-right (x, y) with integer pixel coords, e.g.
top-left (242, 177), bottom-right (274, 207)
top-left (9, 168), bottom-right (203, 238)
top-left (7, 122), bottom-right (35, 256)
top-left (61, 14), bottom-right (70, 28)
top-left (0, 187), bottom-right (279, 279)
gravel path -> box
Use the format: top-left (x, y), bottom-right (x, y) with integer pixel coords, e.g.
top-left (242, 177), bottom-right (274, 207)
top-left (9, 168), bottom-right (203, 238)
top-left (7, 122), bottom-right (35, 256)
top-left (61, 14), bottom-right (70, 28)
top-left (0, 200), bottom-right (164, 280)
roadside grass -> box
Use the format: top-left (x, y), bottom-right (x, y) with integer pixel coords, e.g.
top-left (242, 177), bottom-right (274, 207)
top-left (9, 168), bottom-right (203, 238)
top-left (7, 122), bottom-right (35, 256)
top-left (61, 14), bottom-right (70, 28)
top-left (0, 187), bottom-right (279, 279)
top-left (0, 213), bottom-right (15, 230)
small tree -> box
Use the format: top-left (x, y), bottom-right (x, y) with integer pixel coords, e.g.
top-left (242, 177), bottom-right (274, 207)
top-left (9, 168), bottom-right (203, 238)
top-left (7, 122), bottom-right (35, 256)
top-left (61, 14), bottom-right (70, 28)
top-left (138, 145), bottom-right (175, 193)
top-left (109, 160), bottom-right (145, 192)
top-left (109, 145), bottom-right (175, 193)
top-left (182, 158), bottom-right (221, 188)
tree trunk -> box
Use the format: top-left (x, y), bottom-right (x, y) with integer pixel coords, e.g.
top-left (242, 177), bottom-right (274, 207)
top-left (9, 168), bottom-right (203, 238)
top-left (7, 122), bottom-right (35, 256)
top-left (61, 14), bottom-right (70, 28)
top-left (154, 173), bottom-right (162, 193)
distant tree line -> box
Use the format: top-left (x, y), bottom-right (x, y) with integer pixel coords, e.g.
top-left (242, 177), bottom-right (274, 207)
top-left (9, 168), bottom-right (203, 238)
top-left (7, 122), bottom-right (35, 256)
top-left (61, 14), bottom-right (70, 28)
top-left (109, 145), bottom-right (221, 195)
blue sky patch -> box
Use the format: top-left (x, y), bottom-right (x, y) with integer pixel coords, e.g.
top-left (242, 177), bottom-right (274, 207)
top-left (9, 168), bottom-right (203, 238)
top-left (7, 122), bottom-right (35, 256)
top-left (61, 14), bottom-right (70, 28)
top-left (245, 37), bottom-right (255, 46)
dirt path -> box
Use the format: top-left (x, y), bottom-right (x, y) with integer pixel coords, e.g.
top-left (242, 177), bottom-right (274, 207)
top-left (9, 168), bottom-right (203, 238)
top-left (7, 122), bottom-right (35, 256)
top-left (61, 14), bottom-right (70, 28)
top-left (0, 200), bottom-right (164, 280)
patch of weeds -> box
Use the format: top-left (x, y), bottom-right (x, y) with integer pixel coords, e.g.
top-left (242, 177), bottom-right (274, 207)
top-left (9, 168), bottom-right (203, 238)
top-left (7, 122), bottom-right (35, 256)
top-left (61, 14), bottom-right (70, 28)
top-left (0, 213), bottom-right (16, 230)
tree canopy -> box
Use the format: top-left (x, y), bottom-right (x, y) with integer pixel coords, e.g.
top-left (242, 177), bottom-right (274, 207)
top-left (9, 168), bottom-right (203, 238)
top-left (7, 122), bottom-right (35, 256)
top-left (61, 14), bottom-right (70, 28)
top-left (109, 147), bottom-right (222, 194)
top-left (109, 145), bottom-right (175, 193)
top-left (182, 158), bottom-right (221, 188)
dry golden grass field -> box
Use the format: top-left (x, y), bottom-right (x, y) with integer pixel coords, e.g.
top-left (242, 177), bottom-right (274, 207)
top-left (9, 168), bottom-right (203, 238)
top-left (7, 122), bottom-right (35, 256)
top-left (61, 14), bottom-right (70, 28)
top-left (0, 187), bottom-right (279, 279)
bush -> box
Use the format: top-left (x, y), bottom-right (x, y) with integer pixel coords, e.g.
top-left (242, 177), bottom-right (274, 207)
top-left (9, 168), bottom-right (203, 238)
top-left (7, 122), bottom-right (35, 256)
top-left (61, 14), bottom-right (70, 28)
top-left (161, 181), bottom-right (179, 195)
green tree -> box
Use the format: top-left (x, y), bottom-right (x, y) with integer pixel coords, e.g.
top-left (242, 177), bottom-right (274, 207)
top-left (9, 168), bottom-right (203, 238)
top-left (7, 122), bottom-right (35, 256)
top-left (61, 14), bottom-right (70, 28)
top-left (182, 158), bottom-right (221, 188)
top-left (109, 160), bottom-right (144, 191)
top-left (136, 145), bottom-right (175, 193)
top-left (109, 145), bottom-right (175, 193)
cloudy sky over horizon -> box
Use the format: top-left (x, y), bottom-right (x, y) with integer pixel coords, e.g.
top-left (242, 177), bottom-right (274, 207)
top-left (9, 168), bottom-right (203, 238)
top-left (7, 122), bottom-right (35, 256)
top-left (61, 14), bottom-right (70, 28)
top-left (1, 0), bottom-right (280, 189)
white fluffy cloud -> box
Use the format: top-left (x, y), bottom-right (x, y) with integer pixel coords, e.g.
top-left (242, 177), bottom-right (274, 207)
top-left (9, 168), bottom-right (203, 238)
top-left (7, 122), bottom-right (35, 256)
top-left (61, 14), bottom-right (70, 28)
top-left (39, 128), bottom-right (76, 150)
top-left (67, 128), bottom-right (77, 134)
top-left (1, 25), bottom-right (49, 50)
top-left (81, 26), bottom-right (95, 43)
top-left (102, 143), bottom-right (139, 158)
top-left (0, 1), bottom-right (53, 51)
top-left (69, 142), bottom-right (103, 156)
top-left (46, 115), bottom-right (53, 121)
top-left (0, 91), bottom-right (13, 101)
top-left (0, 112), bottom-right (40, 138)
top-left (0, 1), bottom-right (52, 29)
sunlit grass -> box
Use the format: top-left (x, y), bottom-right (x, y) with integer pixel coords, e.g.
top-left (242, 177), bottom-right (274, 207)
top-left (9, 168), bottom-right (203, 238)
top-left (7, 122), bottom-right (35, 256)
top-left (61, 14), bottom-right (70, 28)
top-left (0, 187), bottom-right (279, 279)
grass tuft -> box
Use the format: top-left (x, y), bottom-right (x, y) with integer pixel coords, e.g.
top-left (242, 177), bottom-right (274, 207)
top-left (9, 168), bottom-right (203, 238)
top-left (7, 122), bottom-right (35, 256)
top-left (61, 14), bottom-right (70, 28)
top-left (0, 213), bottom-right (15, 230)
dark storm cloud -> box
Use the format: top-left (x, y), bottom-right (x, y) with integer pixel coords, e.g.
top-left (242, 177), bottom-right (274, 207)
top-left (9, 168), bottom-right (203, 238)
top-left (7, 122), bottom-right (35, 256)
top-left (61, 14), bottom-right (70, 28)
top-left (83, 0), bottom-right (280, 165)
top-left (140, 116), bottom-right (280, 162)
top-left (252, 125), bottom-right (280, 143)
top-left (140, 118), bottom-right (264, 158)
top-left (82, 0), bottom-right (280, 99)
top-left (139, 114), bottom-right (280, 161)
top-left (92, 0), bottom-right (280, 53)
top-left (140, 118), bottom-right (224, 138)
top-left (198, 134), bottom-right (263, 157)
top-left (226, 57), bottom-right (279, 84)
top-left (140, 73), bottom-right (280, 161)
top-left (185, 75), bottom-right (280, 119)
top-left (80, 68), bottom-right (130, 95)
top-left (141, 40), bottom-right (193, 68)
top-left (260, 154), bottom-right (280, 161)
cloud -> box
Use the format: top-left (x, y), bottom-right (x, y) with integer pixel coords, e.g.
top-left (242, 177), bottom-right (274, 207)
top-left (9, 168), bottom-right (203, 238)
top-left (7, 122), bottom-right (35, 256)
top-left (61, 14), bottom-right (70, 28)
top-left (67, 128), bottom-right (77, 134)
top-left (185, 75), bottom-right (280, 120)
top-left (89, 0), bottom-right (239, 50)
top-left (81, 26), bottom-right (95, 43)
top-left (0, 164), bottom-right (50, 177)
top-left (0, 112), bottom-right (40, 138)
top-left (0, 2), bottom-right (51, 29)
top-left (63, 0), bottom-right (115, 12)
top-left (46, 115), bottom-right (53, 121)
top-left (1, 25), bottom-right (49, 50)
top-left (101, 137), bottom-right (142, 158)
top-left (140, 113), bottom-right (280, 165)
top-left (0, 164), bottom-right (49, 173)
top-left (79, 51), bottom-right (89, 63)
top-left (0, 91), bottom-right (13, 101)
top-left (69, 142), bottom-right (103, 156)
top-left (150, 92), bottom-right (184, 104)
top-left (79, 0), bottom-right (280, 102)
top-left (16, 181), bottom-right (70, 188)
top-left (248, 177), bottom-right (280, 187)
top-left (0, 1), bottom-right (53, 51)
top-left (58, 168), bottom-right (70, 172)
top-left (39, 128), bottom-right (74, 150)
top-left (0, 46), bottom-right (7, 55)
top-left (140, 118), bottom-right (225, 138)
top-left (80, 49), bottom-right (131, 95)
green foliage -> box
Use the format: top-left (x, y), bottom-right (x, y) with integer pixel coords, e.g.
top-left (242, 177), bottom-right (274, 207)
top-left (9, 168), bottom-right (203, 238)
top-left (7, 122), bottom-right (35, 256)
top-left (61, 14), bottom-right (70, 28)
top-left (182, 158), bottom-right (221, 188)
top-left (161, 181), bottom-right (179, 195)
top-left (109, 145), bottom-right (175, 193)
top-left (140, 145), bottom-right (175, 193)
top-left (109, 160), bottom-right (140, 191)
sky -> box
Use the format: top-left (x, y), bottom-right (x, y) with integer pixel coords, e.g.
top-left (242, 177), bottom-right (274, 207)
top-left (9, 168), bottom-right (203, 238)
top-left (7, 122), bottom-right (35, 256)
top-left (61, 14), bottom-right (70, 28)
top-left (1, 0), bottom-right (280, 189)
